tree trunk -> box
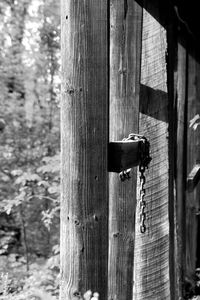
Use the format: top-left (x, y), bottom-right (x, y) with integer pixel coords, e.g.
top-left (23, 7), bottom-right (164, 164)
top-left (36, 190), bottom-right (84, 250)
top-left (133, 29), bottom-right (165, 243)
top-left (60, 1), bottom-right (108, 299)
top-left (108, 1), bottom-right (142, 299)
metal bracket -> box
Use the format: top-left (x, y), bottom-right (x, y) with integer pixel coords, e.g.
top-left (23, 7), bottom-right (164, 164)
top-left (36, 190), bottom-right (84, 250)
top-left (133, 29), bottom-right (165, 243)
top-left (187, 164), bottom-right (200, 192)
top-left (108, 134), bottom-right (151, 173)
top-left (108, 139), bottom-right (141, 173)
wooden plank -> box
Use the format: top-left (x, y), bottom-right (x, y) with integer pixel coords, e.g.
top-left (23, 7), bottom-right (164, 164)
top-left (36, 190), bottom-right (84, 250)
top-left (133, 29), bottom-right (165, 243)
top-left (60, 1), bottom-right (108, 299)
top-left (108, 1), bottom-right (143, 299)
top-left (185, 45), bottom-right (200, 291)
top-left (175, 39), bottom-right (187, 299)
top-left (133, 3), bottom-right (170, 299)
top-left (166, 10), bottom-right (177, 299)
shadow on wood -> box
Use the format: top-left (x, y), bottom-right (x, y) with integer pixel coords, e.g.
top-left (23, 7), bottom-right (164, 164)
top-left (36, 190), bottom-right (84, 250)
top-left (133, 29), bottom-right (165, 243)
top-left (140, 84), bottom-right (168, 122)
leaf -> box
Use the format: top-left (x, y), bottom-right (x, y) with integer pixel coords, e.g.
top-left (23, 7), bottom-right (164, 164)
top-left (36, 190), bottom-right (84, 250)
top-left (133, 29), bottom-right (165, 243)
top-left (1, 175), bottom-right (10, 182)
top-left (193, 122), bottom-right (200, 131)
top-left (37, 154), bottom-right (60, 174)
top-left (26, 289), bottom-right (57, 300)
top-left (52, 244), bottom-right (60, 255)
top-left (37, 180), bottom-right (50, 188)
top-left (189, 114), bottom-right (200, 129)
top-left (47, 186), bottom-right (59, 194)
top-left (11, 169), bottom-right (23, 176)
top-left (15, 173), bottom-right (42, 185)
top-left (83, 291), bottom-right (92, 300)
top-left (1, 197), bottom-right (23, 214)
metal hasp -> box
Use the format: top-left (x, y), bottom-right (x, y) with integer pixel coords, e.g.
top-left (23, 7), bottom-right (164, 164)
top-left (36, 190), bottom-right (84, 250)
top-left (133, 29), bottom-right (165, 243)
top-left (187, 164), bottom-right (200, 192)
top-left (108, 134), bottom-right (151, 173)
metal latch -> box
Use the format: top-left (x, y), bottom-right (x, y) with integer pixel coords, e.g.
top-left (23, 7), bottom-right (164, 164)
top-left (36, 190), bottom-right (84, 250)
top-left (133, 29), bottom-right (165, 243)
top-left (108, 133), bottom-right (151, 177)
top-left (108, 133), bottom-right (151, 233)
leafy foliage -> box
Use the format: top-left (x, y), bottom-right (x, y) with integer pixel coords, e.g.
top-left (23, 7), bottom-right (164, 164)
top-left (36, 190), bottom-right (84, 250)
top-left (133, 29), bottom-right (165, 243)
top-left (0, 0), bottom-right (60, 298)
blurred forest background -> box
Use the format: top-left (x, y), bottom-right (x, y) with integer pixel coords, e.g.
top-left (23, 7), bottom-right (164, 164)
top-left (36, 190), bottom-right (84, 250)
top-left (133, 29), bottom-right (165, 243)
top-left (0, 0), bottom-right (60, 298)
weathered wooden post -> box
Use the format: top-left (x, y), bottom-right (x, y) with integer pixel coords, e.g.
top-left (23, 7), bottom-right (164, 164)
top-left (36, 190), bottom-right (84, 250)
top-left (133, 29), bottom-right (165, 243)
top-left (108, 1), bottom-right (143, 299)
top-left (133, 2), bottom-right (171, 298)
top-left (60, 1), bottom-right (108, 299)
top-left (167, 17), bottom-right (200, 299)
top-left (185, 42), bottom-right (200, 293)
top-left (175, 40), bottom-right (187, 299)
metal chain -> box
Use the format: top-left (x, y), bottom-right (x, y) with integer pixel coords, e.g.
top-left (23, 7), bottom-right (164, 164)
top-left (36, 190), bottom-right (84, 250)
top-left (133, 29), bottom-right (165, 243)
top-left (139, 164), bottom-right (147, 233)
top-left (119, 133), bottom-right (151, 233)
top-left (138, 137), bottom-right (151, 234)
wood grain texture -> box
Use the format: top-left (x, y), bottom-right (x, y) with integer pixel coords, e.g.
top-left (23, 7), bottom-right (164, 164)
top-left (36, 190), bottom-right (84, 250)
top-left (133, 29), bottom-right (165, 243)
top-left (133, 4), bottom-right (170, 299)
top-left (60, 1), bottom-right (108, 299)
top-left (108, 1), bottom-right (142, 299)
top-left (185, 46), bottom-right (200, 283)
top-left (166, 11), bottom-right (177, 299)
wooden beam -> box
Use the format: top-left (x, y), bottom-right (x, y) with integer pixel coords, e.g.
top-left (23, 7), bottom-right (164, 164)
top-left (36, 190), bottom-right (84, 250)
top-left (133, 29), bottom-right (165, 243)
top-left (175, 40), bottom-right (187, 299)
top-left (60, 1), bottom-right (108, 299)
top-left (108, 1), bottom-right (143, 299)
top-left (133, 2), bottom-right (170, 298)
top-left (166, 9), bottom-right (177, 299)
top-left (185, 44), bottom-right (200, 294)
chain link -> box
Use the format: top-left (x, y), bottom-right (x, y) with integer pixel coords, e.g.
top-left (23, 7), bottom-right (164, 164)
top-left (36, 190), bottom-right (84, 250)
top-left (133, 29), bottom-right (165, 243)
top-left (139, 164), bottom-right (147, 233)
top-left (138, 136), bottom-right (151, 233)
